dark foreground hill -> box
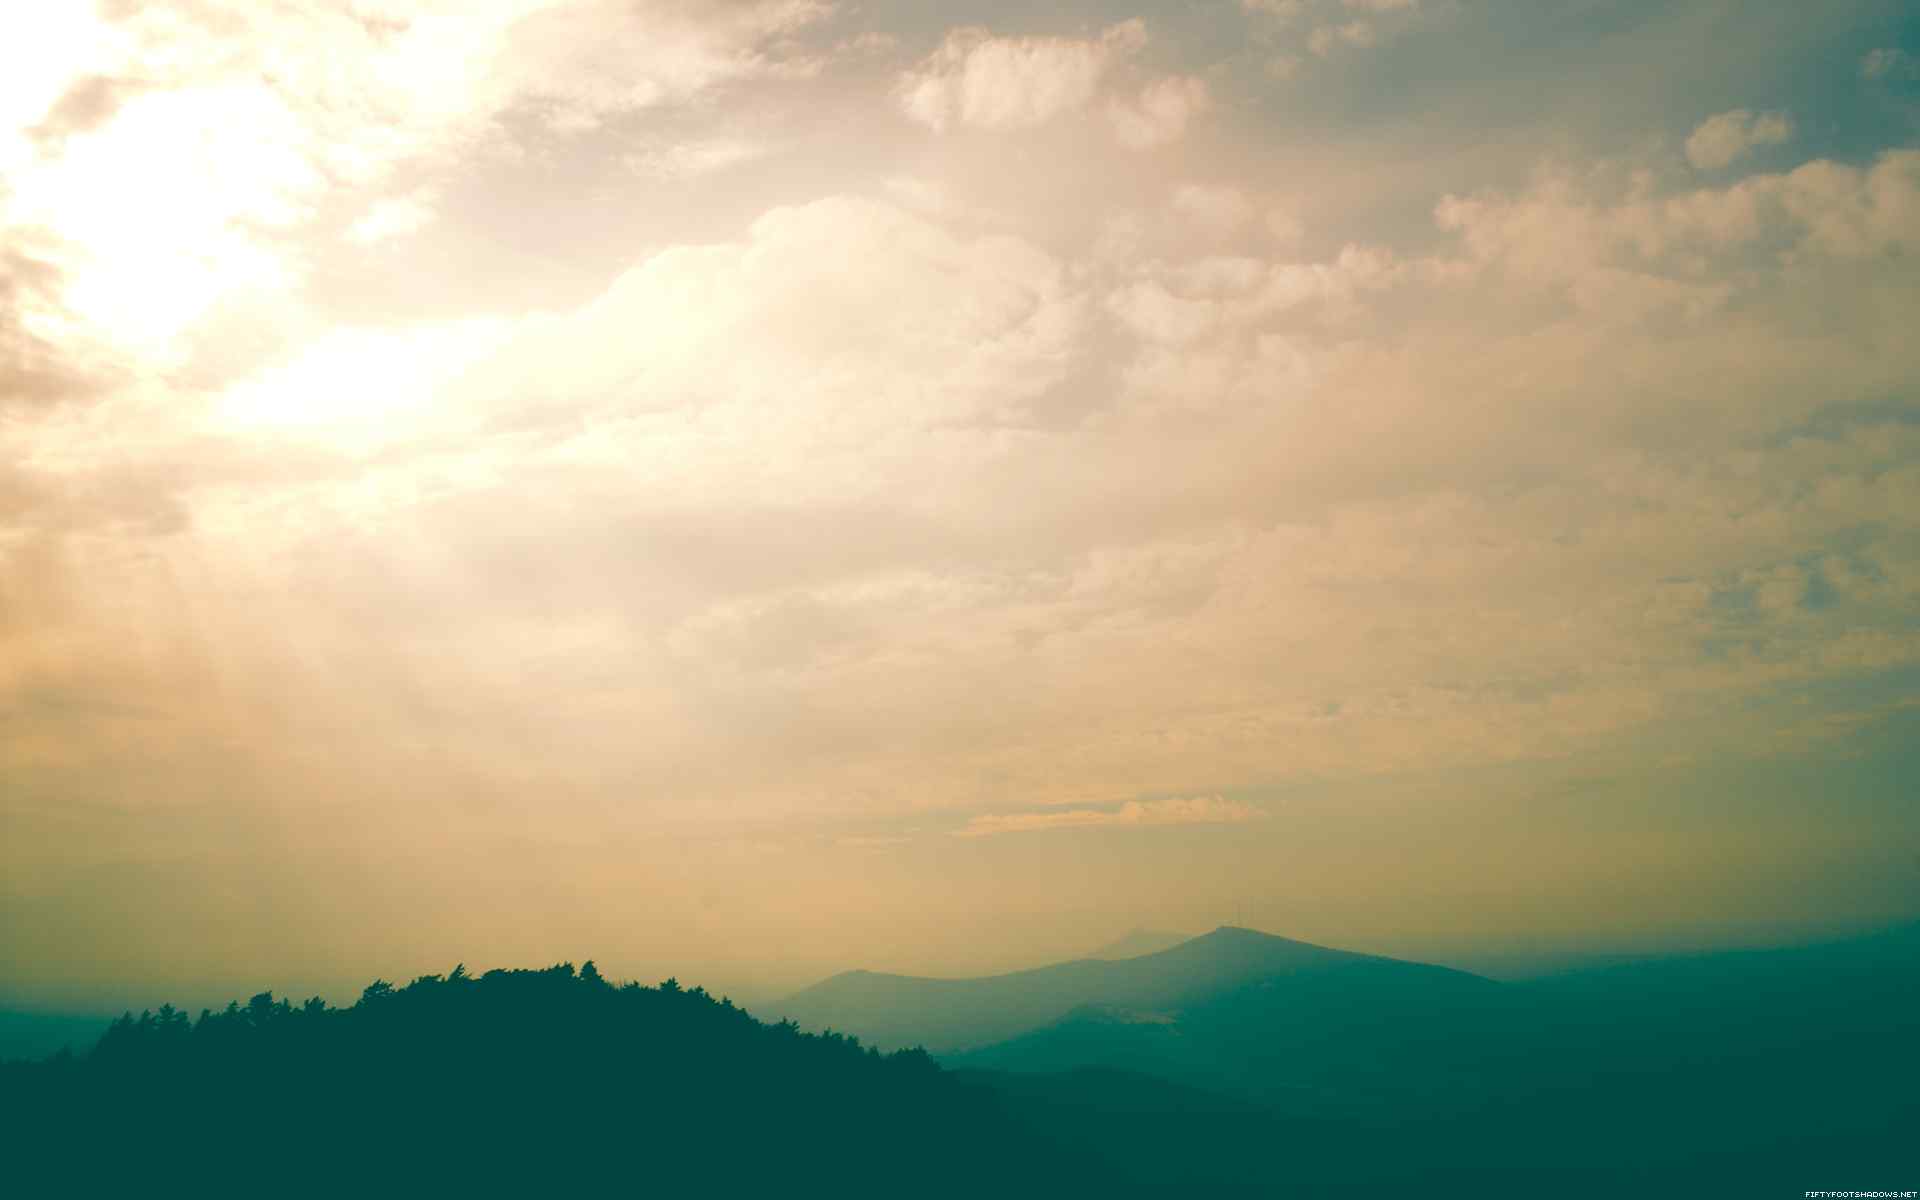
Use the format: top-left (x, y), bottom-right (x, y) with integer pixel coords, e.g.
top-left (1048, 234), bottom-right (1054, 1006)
top-left (0, 963), bottom-right (1126, 1197)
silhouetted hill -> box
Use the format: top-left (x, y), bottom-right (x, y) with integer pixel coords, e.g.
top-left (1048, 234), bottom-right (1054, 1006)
top-left (951, 1064), bottom-right (1340, 1194)
top-left (788, 923), bottom-right (1920, 1189)
top-left (987, 924), bottom-right (1920, 1188)
top-left (780, 924), bottom-right (1494, 1055)
top-left (0, 963), bottom-right (1125, 1197)
top-left (4, 931), bottom-right (1915, 1197)
top-left (952, 928), bottom-right (1512, 1116)
top-left (1085, 927), bottom-right (1192, 959)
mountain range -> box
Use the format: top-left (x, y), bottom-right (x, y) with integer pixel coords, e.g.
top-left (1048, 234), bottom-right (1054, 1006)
top-left (6, 923), bottom-right (1915, 1194)
top-left (782, 921), bottom-right (1920, 1179)
top-left (779, 925), bottom-right (1498, 1056)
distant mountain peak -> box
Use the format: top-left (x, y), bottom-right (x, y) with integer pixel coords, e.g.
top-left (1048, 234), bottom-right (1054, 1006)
top-left (1194, 924), bottom-right (1323, 948)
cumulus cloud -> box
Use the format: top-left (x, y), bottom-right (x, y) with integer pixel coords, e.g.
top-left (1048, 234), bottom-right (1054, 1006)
top-left (504, 194), bottom-right (1084, 428)
top-left (897, 20), bottom-right (1147, 132)
top-left (1107, 75), bottom-right (1212, 151)
top-left (1685, 108), bottom-right (1793, 170)
top-left (956, 796), bottom-right (1265, 837)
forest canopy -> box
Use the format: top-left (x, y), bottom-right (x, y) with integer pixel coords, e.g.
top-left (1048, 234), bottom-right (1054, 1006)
top-left (0, 961), bottom-right (1095, 1196)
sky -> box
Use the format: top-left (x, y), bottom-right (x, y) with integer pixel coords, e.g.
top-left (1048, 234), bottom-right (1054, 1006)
top-left (2, 0), bottom-right (1918, 1012)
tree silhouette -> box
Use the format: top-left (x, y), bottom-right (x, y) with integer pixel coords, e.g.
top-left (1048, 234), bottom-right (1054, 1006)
top-left (0, 961), bottom-right (1100, 1198)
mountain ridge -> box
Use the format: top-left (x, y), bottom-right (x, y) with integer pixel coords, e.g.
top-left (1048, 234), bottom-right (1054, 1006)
top-left (793, 925), bottom-right (1423, 990)
top-left (1086, 927), bottom-right (1194, 960)
top-left (778, 925), bottom-right (1497, 1054)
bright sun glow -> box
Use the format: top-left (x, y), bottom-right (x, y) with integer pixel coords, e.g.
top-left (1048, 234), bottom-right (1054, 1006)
top-left (213, 320), bottom-right (510, 446)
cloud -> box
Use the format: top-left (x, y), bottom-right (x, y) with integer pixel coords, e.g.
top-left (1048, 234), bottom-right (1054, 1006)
top-left (210, 318), bottom-right (507, 447)
top-left (0, 249), bottom-right (106, 411)
top-left (898, 20), bottom-right (1147, 132)
top-left (26, 73), bottom-right (144, 148)
top-left (1860, 48), bottom-right (1916, 81)
top-left (1172, 183), bottom-right (1255, 235)
top-left (1308, 21), bottom-right (1376, 56)
top-left (500, 0), bottom-right (837, 132)
top-left (346, 190), bottom-right (437, 244)
top-left (14, 130), bottom-right (1920, 829)
top-left (1685, 108), bottom-right (1793, 170)
top-left (1250, 0), bottom-right (1419, 61)
top-left (17, 145), bottom-right (1919, 830)
top-left (1107, 75), bottom-right (1212, 151)
top-left (0, 0), bottom-right (835, 363)
top-left (1107, 279), bottom-right (1220, 345)
top-left (470, 193), bottom-right (1087, 435)
top-left (626, 137), bottom-right (768, 178)
top-left (956, 796), bottom-right (1265, 837)
top-left (1265, 207), bottom-right (1306, 245)
top-left (1240, 0), bottom-right (1305, 21)
top-left (5, 0), bottom-right (1920, 991)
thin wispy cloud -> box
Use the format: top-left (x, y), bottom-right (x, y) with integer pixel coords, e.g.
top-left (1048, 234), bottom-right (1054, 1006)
top-left (957, 796), bottom-right (1267, 838)
top-left (1860, 47), bottom-right (1916, 81)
